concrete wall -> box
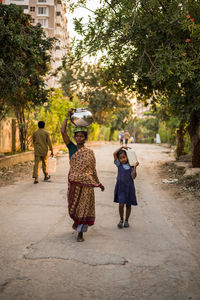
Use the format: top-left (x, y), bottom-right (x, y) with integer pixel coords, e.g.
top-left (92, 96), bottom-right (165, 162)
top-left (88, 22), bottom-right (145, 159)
top-left (0, 151), bottom-right (34, 169)
top-left (0, 118), bottom-right (20, 153)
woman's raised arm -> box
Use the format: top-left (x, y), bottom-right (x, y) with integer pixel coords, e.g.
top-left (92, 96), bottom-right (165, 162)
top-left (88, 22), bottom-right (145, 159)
top-left (61, 109), bottom-right (73, 146)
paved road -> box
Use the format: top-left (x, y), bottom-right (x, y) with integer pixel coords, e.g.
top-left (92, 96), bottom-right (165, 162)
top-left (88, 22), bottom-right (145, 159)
top-left (0, 143), bottom-right (200, 300)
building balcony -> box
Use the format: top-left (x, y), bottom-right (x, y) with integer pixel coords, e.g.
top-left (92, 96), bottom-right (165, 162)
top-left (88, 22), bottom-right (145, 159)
top-left (56, 16), bottom-right (61, 24)
top-left (57, 4), bottom-right (61, 11)
top-left (37, 0), bottom-right (54, 5)
top-left (4, 0), bottom-right (29, 4)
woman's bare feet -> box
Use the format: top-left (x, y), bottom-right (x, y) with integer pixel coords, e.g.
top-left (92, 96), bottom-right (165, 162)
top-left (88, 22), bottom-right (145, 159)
top-left (77, 232), bottom-right (84, 242)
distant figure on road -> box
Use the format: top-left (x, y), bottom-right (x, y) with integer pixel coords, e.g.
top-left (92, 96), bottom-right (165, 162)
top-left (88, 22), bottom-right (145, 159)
top-left (119, 131), bottom-right (124, 145)
top-left (124, 130), bottom-right (130, 145)
top-left (32, 121), bottom-right (53, 184)
top-left (113, 146), bottom-right (139, 228)
top-left (61, 109), bottom-right (105, 242)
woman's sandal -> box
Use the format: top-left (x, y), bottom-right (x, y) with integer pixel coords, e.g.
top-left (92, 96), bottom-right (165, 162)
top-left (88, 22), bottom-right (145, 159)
top-left (118, 220), bottom-right (123, 228)
top-left (124, 221), bottom-right (130, 228)
top-left (77, 233), bottom-right (84, 242)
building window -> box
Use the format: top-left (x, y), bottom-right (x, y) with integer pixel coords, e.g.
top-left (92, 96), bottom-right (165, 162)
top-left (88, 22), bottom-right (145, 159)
top-left (38, 7), bottom-right (47, 15)
top-left (56, 11), bottom-right (61, 16)
top-left (38, 0), bottom-right (46, 2)
top-left (30, 7), bottom-right (35, 12)
top-left (31, 18), bottom-right (35, 24)
top-left (38, 19), bottom-right (47, 27)
top-left (57, 0), bottom-right (61, 3)
top-left (56, 45), bottom-right (60, 50)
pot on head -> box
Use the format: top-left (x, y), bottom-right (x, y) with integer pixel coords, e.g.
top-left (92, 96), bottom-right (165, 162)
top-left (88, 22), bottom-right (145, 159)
top-left (70, 108), bottom-right (93, 127)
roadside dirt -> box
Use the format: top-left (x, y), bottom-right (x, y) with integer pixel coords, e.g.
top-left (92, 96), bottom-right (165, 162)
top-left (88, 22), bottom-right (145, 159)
top-left (0, 161), bottom-right (34, 187)
top-left (159, 162), bottom-right (200, 230)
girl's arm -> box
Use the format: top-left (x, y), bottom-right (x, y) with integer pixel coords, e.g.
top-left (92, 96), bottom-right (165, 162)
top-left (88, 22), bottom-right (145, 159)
top-left (131, 162), bottom-right (139, 179)
top-left (113, 145), bottom-right (129, 161)
top-left (61, 109), bottom-right (73, 146)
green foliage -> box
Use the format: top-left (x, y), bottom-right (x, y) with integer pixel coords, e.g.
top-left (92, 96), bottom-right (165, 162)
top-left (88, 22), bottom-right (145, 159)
top-left (88, 123), bottom-right (111, 141)
top-left (184, 132), bottom-right (192, 155)
top-left (60, 60), bottom-right (133, 140)
top-left (70, 0), bottom-right (200, 165)
top-left (0, 4), bottom-right (55, 150)
top-left (37, 90), bottom-right (80, 144)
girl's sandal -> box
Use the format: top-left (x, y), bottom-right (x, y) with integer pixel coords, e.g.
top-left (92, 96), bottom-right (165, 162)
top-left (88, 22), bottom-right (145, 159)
top-left (118, 220), bottom-right (123, 228)
top-left (124, 221), bottom-right (129, 228)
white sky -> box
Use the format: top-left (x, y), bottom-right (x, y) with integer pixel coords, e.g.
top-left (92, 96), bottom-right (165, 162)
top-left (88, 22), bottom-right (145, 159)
top-left (67, 0), bottom-right (101, 39)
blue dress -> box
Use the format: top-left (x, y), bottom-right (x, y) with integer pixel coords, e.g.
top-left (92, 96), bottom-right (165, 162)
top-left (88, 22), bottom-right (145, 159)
top-left (114, 160), bottom-right (137, 206)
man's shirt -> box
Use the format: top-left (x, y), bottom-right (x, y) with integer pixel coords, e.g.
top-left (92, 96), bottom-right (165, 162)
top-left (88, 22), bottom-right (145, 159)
top-left (33, 128), bottom-right (53, 156)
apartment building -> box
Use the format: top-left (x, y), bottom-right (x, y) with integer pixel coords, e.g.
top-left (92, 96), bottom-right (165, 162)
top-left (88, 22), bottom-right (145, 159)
top-left (3, 0), bottom-right (70, 86)
top-left (131, 98), bottom-right (152, 119)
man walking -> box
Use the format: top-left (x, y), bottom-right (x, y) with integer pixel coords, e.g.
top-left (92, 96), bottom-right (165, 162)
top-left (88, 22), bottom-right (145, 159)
top-left (32, 121), bottom-right (53, 184)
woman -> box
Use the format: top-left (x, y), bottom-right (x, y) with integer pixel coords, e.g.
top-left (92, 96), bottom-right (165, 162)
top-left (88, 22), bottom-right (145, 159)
top-left (61, 109), bottom-right (105, 242)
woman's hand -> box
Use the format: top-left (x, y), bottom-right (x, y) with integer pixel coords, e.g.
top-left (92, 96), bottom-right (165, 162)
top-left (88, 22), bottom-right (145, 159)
top-left (66, 108), bottom-right (75, 118)
top-left (99, 184), bottom-right (105, 191)
top-left (101, 185), bottom-right (105, 191)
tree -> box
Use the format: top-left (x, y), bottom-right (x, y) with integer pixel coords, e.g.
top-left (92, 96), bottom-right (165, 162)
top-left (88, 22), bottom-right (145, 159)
top-left (38, 89), bottom-right (81, 143)
top-left (60, 60), bottom-right (133, 132)
top-left (70, 0), bottom-right (200, 167)
top-left (0, 4), bottom-right (55, 150)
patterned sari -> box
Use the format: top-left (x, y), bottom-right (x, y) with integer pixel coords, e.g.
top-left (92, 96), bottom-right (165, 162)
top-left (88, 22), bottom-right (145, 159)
top-left (68, 146), bottom-right (101, 226)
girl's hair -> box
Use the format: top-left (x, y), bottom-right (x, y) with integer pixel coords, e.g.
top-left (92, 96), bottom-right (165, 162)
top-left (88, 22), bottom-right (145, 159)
top-left (74, 131), bottom-right (88, 139)
top-left (117, 149), bottom-right (127, 159)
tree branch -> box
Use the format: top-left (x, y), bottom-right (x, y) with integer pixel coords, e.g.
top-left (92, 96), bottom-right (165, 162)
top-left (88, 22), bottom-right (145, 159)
top-left (157, 0), bottom-right (167, 12)
top-left (104, 0), bottom-right (117, 14)
top-left (144, 49), bottom-right (158, 71)
top-left (79, 6), bottom-right (96, 14)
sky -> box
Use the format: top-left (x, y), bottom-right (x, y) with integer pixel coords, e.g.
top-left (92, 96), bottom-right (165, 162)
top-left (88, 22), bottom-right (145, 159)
top-left (67, 0), bottom-right (101, 39)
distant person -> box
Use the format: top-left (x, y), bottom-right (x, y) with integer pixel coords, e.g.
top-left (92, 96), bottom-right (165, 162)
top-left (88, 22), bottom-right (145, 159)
top-left (119, 131), bottom-right (124, 145)
top-left (32, 121), bottom-right (53, 184)
top-left (124, 130), bottom-right (130, 145)
top-left (113, 146), bottom-right (139, 228)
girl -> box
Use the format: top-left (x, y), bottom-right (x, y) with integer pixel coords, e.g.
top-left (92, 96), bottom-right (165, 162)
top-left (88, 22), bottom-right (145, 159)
top-left (113, 146), bottom-right (139, 228)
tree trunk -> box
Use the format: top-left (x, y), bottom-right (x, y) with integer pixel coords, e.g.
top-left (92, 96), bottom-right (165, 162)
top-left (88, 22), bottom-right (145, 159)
top-left (11, 118), bottom-right (16, 153)
top-left (176, 120), bottom-right (186, 159)
top-left (109, 127), bottom-right (115, 141)
top-left (15, 107), bottom-right (28, 152)
top-left (187, 111), bottom-right (200, 168)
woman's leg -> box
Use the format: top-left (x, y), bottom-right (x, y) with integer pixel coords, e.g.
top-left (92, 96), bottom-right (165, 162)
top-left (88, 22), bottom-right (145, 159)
top-left (125, 205), bottom-right (131, 221)
top-left (77, 232), bottom-right (84, 242)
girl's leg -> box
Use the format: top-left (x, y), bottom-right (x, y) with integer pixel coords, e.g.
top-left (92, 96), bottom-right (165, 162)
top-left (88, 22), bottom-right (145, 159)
top-left (125, 205), bottom-right (131, 222)
top-left (119, 203), bottom-right (124, 220)
top-left (118, 204), bottom-right (124, 228)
